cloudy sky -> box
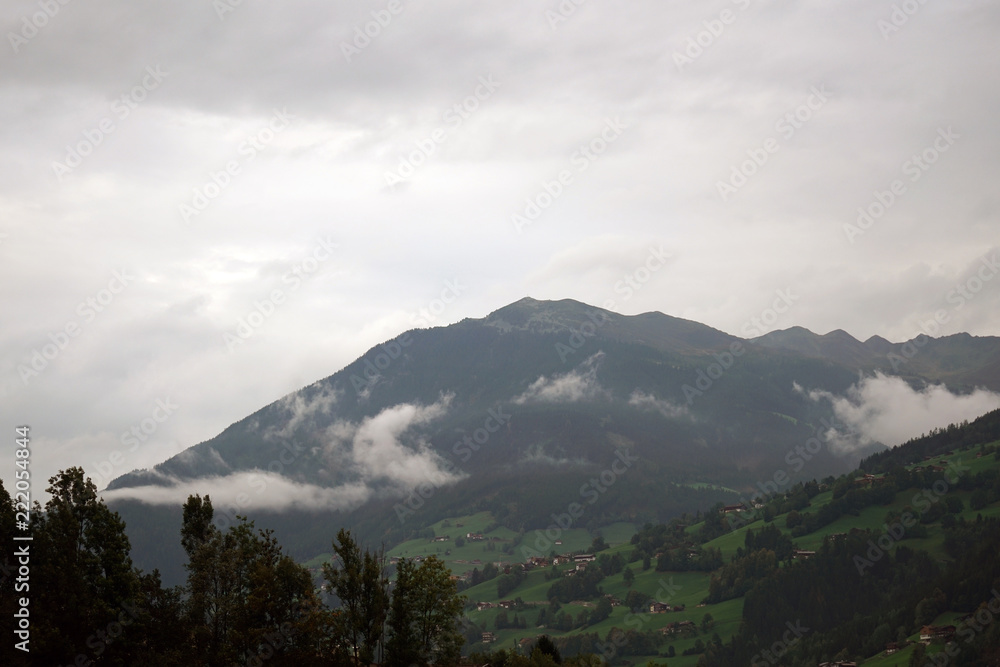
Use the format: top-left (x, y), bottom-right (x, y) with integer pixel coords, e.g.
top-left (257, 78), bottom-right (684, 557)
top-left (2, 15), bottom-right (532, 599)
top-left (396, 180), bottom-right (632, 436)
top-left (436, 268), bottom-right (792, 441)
top-left (2, 0), bottom-right (999, 497)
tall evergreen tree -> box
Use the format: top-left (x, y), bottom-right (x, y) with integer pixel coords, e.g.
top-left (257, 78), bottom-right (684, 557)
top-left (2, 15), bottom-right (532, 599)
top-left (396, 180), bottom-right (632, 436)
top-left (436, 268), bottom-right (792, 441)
top-left (31, 468), bottom-right (139, 665)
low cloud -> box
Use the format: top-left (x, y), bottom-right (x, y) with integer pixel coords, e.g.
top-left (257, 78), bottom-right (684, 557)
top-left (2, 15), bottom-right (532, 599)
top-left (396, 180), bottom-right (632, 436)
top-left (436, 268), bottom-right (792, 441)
top-left (628, 390), bottom-right (688, 419)
top-left (104, 394), bottom-right (466, 510)
top-left (514, 352), bottom-right (608, 404)
top-left (797, 373), bottom-right (1000, 454)
top-left (264, 385), bottom-right (340, 441)
top-left (326, 393), bottom-right (460, 489)
top-left (102, 471), bottom-right (373, 513)
top-left (516, 443), bottom-right (589, 468)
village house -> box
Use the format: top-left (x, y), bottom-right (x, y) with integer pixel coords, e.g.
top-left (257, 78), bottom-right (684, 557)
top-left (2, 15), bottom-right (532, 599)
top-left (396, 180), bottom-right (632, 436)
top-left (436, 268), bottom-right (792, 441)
top-left (467, 533), bottom-right (485, 541)
top-left (720, 503), bottom-right (747, 514)
top-left (573, 554), bottom-right (596, 563)
top-left (476, 601), bottom-right (494, 611)
top-left (793, 549), bottom-right (816, 560)
top-left (481, 631), bottom-right (496, 644)
top-left (434, 535), bottom-right (450, 542)
top-left (920, 625), bottom-right (957, 642)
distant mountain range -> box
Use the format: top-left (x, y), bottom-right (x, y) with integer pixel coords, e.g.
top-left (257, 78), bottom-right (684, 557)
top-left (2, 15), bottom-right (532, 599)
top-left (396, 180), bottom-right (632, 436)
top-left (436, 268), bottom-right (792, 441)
top-left (102, 297), bottom-right (1000, 583)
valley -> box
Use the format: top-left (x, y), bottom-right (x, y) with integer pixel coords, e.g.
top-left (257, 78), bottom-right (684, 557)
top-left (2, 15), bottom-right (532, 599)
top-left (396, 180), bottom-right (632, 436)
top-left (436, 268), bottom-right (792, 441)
top-left (298, 411), bottom-right (1000, 664)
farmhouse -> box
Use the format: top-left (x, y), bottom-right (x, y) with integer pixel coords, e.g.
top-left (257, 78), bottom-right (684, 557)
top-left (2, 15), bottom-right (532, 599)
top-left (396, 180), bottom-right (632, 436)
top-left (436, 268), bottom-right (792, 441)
top-left (919, 625), bottom-right (957, 642)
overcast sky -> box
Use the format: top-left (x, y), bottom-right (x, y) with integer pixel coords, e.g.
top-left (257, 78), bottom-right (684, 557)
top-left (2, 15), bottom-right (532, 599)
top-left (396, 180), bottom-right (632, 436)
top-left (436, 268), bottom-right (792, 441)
top-left (2, 0), bottom-right (999, 497)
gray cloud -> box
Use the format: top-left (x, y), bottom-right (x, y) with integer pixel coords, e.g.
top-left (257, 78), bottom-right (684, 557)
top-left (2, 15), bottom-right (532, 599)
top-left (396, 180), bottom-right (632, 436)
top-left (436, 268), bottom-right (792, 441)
top-left (326, 394), bottom-right (461, 489)
top-left (101, 394), bottom-right (465, 509)
top-left (798, 374), bottom-right (1000, 454)
top-left (628, 390), bottom-right (689, 420)
top-left (514, 352), bottom-right (607, 404)
top-left (101, 471), bottom-right (374, 513)
top-left (264, 385), bottom-right (341, 441)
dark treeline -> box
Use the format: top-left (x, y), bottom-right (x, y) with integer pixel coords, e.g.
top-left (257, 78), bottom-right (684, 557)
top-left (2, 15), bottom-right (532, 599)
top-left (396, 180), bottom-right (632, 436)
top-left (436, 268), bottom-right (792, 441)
top-left (702, 519), bottom-right (1000, 665)
top-left (1, 467), bottom-right (464, 666)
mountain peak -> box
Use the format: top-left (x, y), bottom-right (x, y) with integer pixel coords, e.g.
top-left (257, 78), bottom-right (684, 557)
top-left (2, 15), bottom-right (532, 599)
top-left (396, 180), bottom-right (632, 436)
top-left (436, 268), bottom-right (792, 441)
top-left (822, 328), bottom-right (862, 343)
top-left (484, 297), bottom-right (612, 334)
top-left (753, 326), bottom-right (870, 365)
top-left (480, 297), bottom-right (739, 354)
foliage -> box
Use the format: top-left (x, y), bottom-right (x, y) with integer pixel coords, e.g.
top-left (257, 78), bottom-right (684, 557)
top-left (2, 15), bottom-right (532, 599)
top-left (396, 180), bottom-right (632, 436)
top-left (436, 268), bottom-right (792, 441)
top-left (322, 528), bottom-right (389, 665)
top-left (546, 565), bottom-right (606, 603)
top-left (182, 494), bottom-right (329, 666)
top-left (705, 549), bottom-right (779, 604)
top-left (387, 555), bottom-right (465, 666)
top-left (24, 468), bottom-right (140, 665)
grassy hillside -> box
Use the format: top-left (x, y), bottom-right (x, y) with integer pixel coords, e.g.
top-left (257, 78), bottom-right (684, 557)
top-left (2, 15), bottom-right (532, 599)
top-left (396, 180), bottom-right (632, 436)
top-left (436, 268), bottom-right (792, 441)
top-left (291, 411), bottom-right (1000, 665)
top-left (371, 432), bottom-right (1000, 664)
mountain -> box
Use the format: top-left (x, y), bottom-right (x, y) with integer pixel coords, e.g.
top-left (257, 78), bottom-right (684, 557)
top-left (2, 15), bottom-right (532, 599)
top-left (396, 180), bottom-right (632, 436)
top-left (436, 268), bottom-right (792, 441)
top-left (102, 297), bottom-right (1000, 584)
top-left (754, 325), bottom-right (1000, 389)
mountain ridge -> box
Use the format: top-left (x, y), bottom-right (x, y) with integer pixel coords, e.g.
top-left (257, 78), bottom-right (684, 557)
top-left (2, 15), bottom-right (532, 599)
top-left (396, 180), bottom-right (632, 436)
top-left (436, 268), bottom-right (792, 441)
top-left (101, 296), bottom-right (1000, 585)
